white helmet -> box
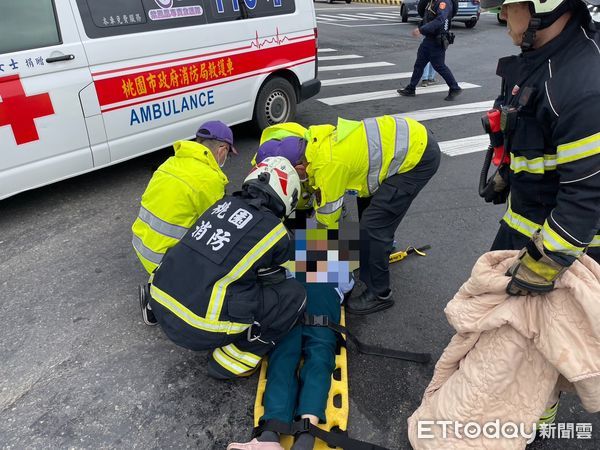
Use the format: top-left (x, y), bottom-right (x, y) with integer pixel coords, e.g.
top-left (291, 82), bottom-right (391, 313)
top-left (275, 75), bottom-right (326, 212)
top-left (244, 156), bottom-right (301, 217)
top-left (481, 0), bottom-right (595, 50)
top-left (482, 0), bottom-right (598, 14)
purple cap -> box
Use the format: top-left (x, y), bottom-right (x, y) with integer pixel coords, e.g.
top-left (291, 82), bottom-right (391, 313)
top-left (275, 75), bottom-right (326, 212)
top-left (256, 137), bottom-right (306, 166)
top-left (196, 120), bottom-right (238, 155)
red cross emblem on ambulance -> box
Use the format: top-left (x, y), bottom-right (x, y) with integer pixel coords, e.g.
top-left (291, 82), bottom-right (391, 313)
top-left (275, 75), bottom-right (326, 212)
top-left (0, 75), bottom-right (55, 145)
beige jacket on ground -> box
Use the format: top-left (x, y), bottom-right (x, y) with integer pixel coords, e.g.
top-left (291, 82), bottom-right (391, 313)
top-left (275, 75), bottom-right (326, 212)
top-left (408, 251), bottom-right (600, 449)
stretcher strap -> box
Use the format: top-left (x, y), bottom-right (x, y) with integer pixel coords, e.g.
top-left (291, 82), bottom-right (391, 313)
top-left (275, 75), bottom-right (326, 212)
top-left (302, 314), bottom-right (431, 364)
top-left (254, 419), bottom-right (391, 450)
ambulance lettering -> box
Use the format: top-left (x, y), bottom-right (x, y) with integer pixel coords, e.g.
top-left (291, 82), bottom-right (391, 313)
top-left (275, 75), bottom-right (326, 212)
top-left (0, 75), bottom-right (54, 145)
top-left (214, 0), bottom-right (279, 13)
top-left (130, 89), bottom-right (214, 126)
top-left (149, 0), bottom-right (203, 21)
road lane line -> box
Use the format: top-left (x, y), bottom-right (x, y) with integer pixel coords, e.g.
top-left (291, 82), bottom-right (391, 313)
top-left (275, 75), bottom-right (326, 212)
top-left (319, 55), bottom-right (364, 61)
top-left (362, 12), bottom-right (401, 18)
top-left (392, 100), bottom-right (494, 122)
top-left (321, 72), bottom-right (413, 86)
top-left (320, 14), bottom-right (360, 20)
top-left (318, 82), bottom-right (480, 105)
top-left (318, 22), bottom-right (408, 27)
top-left (439, 135), bottom-right (490, 157)
top-left (318, 61), bottom-right (396, 71)
top-left (318, 14), bottom-right (352, 20)
top-left (336, 14), bottom-right (376, 20)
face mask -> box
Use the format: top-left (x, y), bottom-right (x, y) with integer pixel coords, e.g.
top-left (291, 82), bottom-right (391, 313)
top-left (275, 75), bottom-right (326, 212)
top-left (218, 146), bottom-right (228, 168)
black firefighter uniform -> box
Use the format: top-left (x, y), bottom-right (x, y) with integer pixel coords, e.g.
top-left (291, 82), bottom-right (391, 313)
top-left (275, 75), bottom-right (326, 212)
top-left (149, 194), bottom-right (306, 378)
top-left (491, 17), bottom-right (600, 266)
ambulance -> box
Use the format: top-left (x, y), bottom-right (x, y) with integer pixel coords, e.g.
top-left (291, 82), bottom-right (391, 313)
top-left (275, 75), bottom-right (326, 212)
top-left (0, 0), bottom-right (320, 200)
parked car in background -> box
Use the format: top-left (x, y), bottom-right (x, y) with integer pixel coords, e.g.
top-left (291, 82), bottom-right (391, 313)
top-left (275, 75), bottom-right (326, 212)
top-left (400, 0), bottom-right (481, 28)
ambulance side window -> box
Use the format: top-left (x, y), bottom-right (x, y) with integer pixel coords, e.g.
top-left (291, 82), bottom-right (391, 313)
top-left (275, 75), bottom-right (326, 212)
top-left (77, 0), bottom-right (218, 38)
top-left (244, 0), bottom-right (296, 18)
top-left (0, 0), bottom-right (61, 54)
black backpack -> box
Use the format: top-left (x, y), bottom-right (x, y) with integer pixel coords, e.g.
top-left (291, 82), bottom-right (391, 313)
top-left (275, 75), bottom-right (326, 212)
top-left (418, 0), bottom-right (459, 19)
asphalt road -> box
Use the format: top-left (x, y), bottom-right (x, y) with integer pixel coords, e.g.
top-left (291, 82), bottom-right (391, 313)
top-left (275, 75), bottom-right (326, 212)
top-left (0, 5), bottom-right (598, 449)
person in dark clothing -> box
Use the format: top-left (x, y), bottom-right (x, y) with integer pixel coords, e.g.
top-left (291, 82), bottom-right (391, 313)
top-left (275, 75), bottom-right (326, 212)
top-left (398, 0), bottom-right (462, 100)
top-left (480, 0), bottom-right (600, 295)
top-left (139, 157), bottom-right (307, 380)
top-left (479, 0), bottom-right (600, 427)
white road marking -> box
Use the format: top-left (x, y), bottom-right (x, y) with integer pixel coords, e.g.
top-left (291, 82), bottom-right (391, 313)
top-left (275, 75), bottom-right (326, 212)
top-left (392, 100), bottom-right (494, 122)
top-left (349, 13), bottom-right (401, 21)
top-left (335, 14), bottom-right (379, 20)
top-left (315, 6), bottom-right (398, 10)
top-left (365, 12), bottom-right (402, 18)
top-left (321, 72), bottom-right (413, 86)
top-left (318, 21), bottom-right (408, 27)
top-left (439, 135), bottom-right (490, 157)
top-left (318, 82), bottom-right (480, 105)
top-left (318, 61), bottom-right (396, 72)
top-left (319, 14), bottom-right (359, 20)
top-left (319, 54), bottom-right (364, 61)
top-left (317, 48), bottom-right (337, 53)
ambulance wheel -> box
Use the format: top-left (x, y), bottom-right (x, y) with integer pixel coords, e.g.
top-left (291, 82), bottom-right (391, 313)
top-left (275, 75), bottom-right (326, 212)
top-left (253, 77), bottom-right (297, 130)
top-left (345, 0), bottom-right (352, 3)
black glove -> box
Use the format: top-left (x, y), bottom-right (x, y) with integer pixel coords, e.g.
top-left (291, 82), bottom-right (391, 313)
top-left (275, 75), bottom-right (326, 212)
top-left (482, 167), bottom-right (509, 205)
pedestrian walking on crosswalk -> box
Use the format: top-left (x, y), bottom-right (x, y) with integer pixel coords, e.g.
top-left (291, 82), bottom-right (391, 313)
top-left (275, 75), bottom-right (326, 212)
top-left (398, 0), bottom-right (462, 101)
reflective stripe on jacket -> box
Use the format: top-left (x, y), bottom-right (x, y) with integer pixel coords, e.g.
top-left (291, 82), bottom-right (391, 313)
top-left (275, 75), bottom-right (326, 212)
top-left (132, 140), bottom-right (228, 273)
top-left (150, 194), bottom-right (292, 348)
top-left (305, 116), bottom-right (428, 228)
top-left (496, 19), bottom-right (600, 265)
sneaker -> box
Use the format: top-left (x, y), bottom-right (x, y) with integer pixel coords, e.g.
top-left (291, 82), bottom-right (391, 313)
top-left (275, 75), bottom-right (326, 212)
top-left (427, 78), bottom-right (437, 86)
top-left (444, 88), bottom-right (463, 101)
top-left (397, 87), bottom-right (416, 97)
top-left (420, 80), bottom-right (429, 87)
top-left (138, 284), bottom-right (158, 326)
top-left (345, 288), bottom-right (394, 315)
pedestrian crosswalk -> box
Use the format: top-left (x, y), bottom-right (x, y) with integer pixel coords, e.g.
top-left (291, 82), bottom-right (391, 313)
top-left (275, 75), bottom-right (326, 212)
top-left (316, 9), bottom-right (404, 27)
top-left (316, 47), bottom-right (493, 157)
top-left (319, 83), bottom-right (480, 106)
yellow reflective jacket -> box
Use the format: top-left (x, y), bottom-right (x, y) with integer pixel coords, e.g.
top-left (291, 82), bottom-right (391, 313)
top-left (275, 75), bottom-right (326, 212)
top-left (250, 122), bottom-right (308, 166)
top-left (251, 122), bottom-right (314, 211)
top-left (132, 140), bottom-right (228, 273)
top-left (306, 116), bottom-right (428, 228)
top-left (259, 122), bottom-right (308, 146)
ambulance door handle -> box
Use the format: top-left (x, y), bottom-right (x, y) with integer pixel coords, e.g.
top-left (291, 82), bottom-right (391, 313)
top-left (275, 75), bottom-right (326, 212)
top-left (46, 54), bottom-right (75, 63)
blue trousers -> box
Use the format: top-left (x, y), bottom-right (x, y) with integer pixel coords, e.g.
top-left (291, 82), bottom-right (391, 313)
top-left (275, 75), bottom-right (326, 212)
top-left (261, 283), bottom-right (341, 424)
top-left (408, 37), bottom-right (459, 90)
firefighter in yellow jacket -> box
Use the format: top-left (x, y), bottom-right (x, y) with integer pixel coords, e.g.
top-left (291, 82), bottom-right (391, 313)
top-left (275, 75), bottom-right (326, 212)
top-left (257, 117), bottom-right (441, 315)
top-left (132, 121), bottom-right (236, 324)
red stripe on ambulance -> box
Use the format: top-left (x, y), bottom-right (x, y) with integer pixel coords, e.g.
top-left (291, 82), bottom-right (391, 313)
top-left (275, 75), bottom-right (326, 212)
top-left (94, 38), bottom-right (315, 110)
